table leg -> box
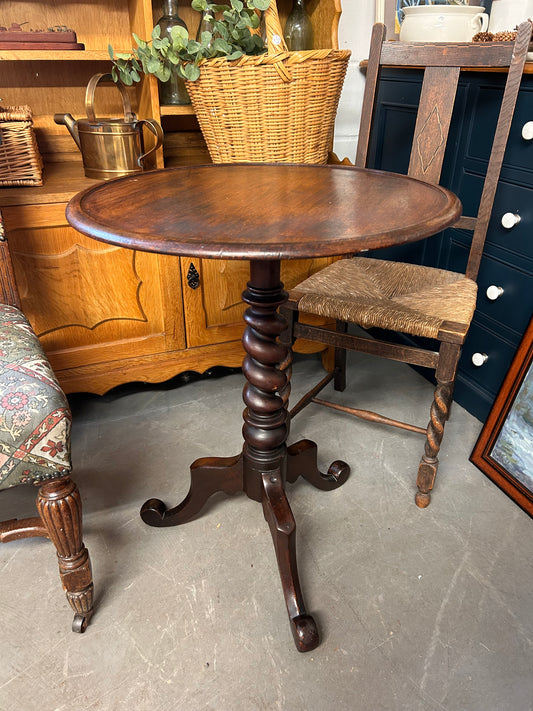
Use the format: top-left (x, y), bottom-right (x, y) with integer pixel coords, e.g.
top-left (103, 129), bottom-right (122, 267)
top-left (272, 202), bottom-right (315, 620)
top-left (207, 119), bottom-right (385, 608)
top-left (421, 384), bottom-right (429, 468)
top-left (141, 454), bottom-right (244, 526)
top-left (140, 259), bottom-right (349, 652)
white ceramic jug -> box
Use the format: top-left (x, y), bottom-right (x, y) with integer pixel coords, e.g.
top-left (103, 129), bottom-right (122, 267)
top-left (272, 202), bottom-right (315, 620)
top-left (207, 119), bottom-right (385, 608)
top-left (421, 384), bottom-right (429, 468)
top-left (400, 5), bottom-right (489, 42)
top-left (488, 0), bottom-right (533, 33)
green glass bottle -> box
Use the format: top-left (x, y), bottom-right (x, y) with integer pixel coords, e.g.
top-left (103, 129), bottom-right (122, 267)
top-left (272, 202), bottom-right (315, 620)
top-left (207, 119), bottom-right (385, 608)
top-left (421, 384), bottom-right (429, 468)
top-left (196, 7), bottom-right (214, 44)
top-left (156, 0), bottom-right (191, 105)
top-left (283, 0), bottom-right (313, 51)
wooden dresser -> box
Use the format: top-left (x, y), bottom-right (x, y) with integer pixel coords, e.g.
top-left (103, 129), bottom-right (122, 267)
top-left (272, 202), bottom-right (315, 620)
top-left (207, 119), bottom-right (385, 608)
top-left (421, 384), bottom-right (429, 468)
top-left (0, 0), bottom-right (343, 394)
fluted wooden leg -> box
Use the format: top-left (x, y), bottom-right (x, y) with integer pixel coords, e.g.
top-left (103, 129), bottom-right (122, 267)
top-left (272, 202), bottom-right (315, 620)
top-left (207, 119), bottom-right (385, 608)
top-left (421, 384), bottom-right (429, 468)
top-left (37, 476), bottom-right (94, 632)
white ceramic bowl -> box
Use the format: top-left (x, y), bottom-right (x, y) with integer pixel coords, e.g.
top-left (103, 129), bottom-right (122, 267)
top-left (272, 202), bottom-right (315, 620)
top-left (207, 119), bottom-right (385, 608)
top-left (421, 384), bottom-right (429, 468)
top-left (399, 5), bottom-right (489, 43)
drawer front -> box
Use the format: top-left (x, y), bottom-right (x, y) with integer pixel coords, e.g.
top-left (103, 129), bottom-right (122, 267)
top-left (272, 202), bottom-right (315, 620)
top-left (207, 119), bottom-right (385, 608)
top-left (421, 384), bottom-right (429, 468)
top-left (488, 178), bottom-right (533, 259)
top-left (457, 172), bottom-right (533, 261)
top-left (460, 320), bottom-right (519, 402)
top-left (467, 79), bottom-right (533, 173)
top-left (503, 85), bottom-right (533, 172)
top-left (475, 254), bottom-right (533, 338)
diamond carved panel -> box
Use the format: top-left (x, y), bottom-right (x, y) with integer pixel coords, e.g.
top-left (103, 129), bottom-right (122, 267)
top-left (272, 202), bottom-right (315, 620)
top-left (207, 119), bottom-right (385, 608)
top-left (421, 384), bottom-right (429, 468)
top-left (415, 105), bottom-right (444, 176)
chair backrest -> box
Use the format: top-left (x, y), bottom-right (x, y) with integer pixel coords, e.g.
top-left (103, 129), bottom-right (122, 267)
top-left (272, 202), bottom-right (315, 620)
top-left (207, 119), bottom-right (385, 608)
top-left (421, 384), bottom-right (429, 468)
top-left (355, 22), bottom-right (532, 281)
top-left (0, 214), bottom-right (21, 309)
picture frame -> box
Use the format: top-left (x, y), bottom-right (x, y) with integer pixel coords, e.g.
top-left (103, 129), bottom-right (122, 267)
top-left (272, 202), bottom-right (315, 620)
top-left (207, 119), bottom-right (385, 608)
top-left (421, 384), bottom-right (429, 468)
top-left (375, 0), bottom-right (399, 38)
top-left (375, 0), bottom-right (433, 39)
top-left (470, 318), bottom-right (533, 518)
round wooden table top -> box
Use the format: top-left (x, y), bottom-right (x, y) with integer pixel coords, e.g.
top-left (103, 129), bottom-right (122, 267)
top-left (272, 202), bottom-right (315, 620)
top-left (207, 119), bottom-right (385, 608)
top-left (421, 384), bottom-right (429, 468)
top-left (66, 163), bottom-right (462, 261)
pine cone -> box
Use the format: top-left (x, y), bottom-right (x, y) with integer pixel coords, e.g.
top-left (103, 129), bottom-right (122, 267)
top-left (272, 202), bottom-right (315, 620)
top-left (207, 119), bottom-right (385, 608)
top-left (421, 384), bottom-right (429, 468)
top-left (472, 31), bottom-right (494, 42)
top-left (493, 30), bottom-right (517, 41)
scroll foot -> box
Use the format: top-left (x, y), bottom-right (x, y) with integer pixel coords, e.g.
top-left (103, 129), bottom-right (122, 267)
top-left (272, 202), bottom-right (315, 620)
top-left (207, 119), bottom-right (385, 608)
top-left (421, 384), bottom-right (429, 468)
top-left (291, 614), bottom-right (320, 653)
top-left (262, 471), bottom-right (319, 653)
top-left (141, 453), bottom-right (244, 527)
top-left (286, 439), bottom-right (350, 491)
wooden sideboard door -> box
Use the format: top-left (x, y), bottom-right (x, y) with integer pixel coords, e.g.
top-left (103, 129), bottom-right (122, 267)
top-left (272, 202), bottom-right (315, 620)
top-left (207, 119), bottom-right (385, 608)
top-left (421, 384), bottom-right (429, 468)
top-left (182, 256), bottom-right (337, 351)
top-left (2, 204), bottom-right (186, 374)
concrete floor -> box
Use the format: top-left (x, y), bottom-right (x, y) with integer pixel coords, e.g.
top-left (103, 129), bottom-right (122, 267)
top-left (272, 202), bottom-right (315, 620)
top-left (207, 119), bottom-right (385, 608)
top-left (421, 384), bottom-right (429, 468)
top-left (0, 353), bottom-right (532, 711)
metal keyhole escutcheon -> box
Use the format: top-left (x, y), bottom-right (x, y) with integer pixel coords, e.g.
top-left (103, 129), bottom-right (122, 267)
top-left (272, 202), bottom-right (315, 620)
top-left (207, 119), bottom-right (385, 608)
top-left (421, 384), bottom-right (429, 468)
top-left (187, 262), bottom-right (200, 289)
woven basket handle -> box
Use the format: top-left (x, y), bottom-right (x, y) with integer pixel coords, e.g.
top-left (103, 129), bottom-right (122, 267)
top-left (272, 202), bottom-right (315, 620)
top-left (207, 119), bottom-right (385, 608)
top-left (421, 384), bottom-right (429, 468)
top-left (264, 0), bottom-right (288, 54)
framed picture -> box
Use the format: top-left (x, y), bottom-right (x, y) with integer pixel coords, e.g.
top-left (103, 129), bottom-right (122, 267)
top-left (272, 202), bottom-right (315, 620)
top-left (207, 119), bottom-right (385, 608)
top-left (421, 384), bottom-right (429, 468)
top-left (375, 0), bottom-right (399, 38)
top-left (375, 0), bottom-right (432, 39)
top-left (470, 318), bottom-right (533, 518)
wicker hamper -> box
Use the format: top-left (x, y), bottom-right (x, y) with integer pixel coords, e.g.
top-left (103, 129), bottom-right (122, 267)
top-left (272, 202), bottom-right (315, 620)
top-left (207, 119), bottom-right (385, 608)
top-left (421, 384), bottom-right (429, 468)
top-left (0, 105), bottom-right (43, 186)
top-left (185, 1), bottom-right (351, 164)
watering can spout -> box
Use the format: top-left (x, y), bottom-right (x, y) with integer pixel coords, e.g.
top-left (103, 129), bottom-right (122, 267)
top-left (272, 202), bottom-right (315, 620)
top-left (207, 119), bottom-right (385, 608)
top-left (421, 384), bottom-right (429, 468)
top-left (54, 113), bottom-right (81, 150)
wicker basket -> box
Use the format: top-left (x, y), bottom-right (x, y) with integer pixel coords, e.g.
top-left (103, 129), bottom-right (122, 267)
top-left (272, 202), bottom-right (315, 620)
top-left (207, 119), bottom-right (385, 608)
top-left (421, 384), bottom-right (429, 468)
top-left (185, 1), bottom-right (351, 164)
top-left (0, 105), bottom-right (43, 186)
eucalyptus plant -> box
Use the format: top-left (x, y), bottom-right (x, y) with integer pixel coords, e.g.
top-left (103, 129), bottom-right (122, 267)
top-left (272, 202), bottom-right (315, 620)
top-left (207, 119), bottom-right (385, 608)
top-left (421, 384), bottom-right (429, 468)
top-left (109, 0), bottom-right (271, 86)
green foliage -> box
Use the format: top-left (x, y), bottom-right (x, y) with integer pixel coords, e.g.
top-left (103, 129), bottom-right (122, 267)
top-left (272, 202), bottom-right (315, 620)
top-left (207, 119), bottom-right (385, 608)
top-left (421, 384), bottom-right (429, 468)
top-left (109, 0), bottom-right (271, 85)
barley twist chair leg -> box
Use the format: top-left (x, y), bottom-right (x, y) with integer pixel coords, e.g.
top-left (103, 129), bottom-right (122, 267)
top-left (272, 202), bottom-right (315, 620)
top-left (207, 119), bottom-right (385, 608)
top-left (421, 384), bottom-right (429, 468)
top-left (415, 380), bottom-right (454, 508)
top-left (37, 476), bottom-right (94, 632)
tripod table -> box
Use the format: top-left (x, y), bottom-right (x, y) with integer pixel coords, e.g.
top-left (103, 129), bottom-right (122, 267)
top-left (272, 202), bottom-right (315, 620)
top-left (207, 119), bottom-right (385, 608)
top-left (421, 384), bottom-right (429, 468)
top-left (67, 163), bottom-right (461, 652)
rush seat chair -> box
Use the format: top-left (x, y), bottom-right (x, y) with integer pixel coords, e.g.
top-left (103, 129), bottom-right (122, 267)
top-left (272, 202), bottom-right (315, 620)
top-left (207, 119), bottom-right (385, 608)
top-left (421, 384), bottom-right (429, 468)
top-left (0, 221), bottom-right (94, 631)
top-left (281, 21), bottom-right (532, 507)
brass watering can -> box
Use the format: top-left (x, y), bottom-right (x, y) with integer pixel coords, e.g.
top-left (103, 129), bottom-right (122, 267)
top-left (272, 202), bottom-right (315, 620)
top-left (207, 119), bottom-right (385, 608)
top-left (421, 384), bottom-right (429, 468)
top-left (54, 73), bottom-right (164, 180)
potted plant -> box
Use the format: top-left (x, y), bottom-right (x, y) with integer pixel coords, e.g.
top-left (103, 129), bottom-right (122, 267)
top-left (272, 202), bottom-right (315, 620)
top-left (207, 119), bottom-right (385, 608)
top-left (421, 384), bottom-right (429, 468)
top-left (109, 0), bottom-right (351, 165)
top-left (109, 0), bottom-right (271, 86)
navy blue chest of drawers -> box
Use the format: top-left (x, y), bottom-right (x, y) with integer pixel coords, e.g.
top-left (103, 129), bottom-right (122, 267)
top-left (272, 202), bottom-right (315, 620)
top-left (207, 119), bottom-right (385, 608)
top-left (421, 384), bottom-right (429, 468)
top-left (366, 67), bottom-right (533, 422)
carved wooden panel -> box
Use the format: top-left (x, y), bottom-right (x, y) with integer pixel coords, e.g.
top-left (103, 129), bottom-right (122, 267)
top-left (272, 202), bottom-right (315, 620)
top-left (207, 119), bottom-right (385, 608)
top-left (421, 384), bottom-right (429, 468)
top-left (408, 66), bottom-right (460, 184)
top-left (1, 203), bottom-right (186, 371)
top-left (14, 244), bottom-right (147, 336)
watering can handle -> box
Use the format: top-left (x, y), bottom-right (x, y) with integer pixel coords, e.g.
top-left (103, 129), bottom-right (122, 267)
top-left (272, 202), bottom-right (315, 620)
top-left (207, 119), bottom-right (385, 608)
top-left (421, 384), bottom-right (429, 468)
top-left (85, 73), bottom-right (135, 124)
top-left (135, 119), bottom-right (165, 167)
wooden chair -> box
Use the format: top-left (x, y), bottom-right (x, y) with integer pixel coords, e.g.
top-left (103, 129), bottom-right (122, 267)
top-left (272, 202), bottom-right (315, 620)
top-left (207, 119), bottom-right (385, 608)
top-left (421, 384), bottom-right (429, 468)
top-left (281, 21), bottom-right (532, 507)
top-left (0, 219), bottom-right (94, 631)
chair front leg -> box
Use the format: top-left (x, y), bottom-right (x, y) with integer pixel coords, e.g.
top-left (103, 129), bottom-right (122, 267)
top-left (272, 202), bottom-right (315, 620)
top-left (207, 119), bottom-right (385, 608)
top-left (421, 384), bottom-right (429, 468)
top-left (416, 341), bottom-right (461, 508)
top-left (37, 476), bottom-right (94, 632)
top-left (416, 380), bottom-right (454, 507)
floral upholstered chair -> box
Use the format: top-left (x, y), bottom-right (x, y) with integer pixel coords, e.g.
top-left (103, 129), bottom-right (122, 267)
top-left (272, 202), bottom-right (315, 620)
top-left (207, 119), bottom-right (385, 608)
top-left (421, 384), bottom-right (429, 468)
top-left (0, 222), bottom-right (94, 632)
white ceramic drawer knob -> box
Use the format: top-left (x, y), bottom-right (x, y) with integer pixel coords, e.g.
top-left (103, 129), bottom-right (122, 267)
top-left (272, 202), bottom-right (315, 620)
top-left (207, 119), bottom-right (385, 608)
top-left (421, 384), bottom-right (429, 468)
top-left (472, 352), bottom-right (488, 367)
top-left (501, 212), bottom-right (521, 229)
top-left (486, 285), bottom-right (504, 300)
top-left (522, 121), bottom-right (533, 141)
